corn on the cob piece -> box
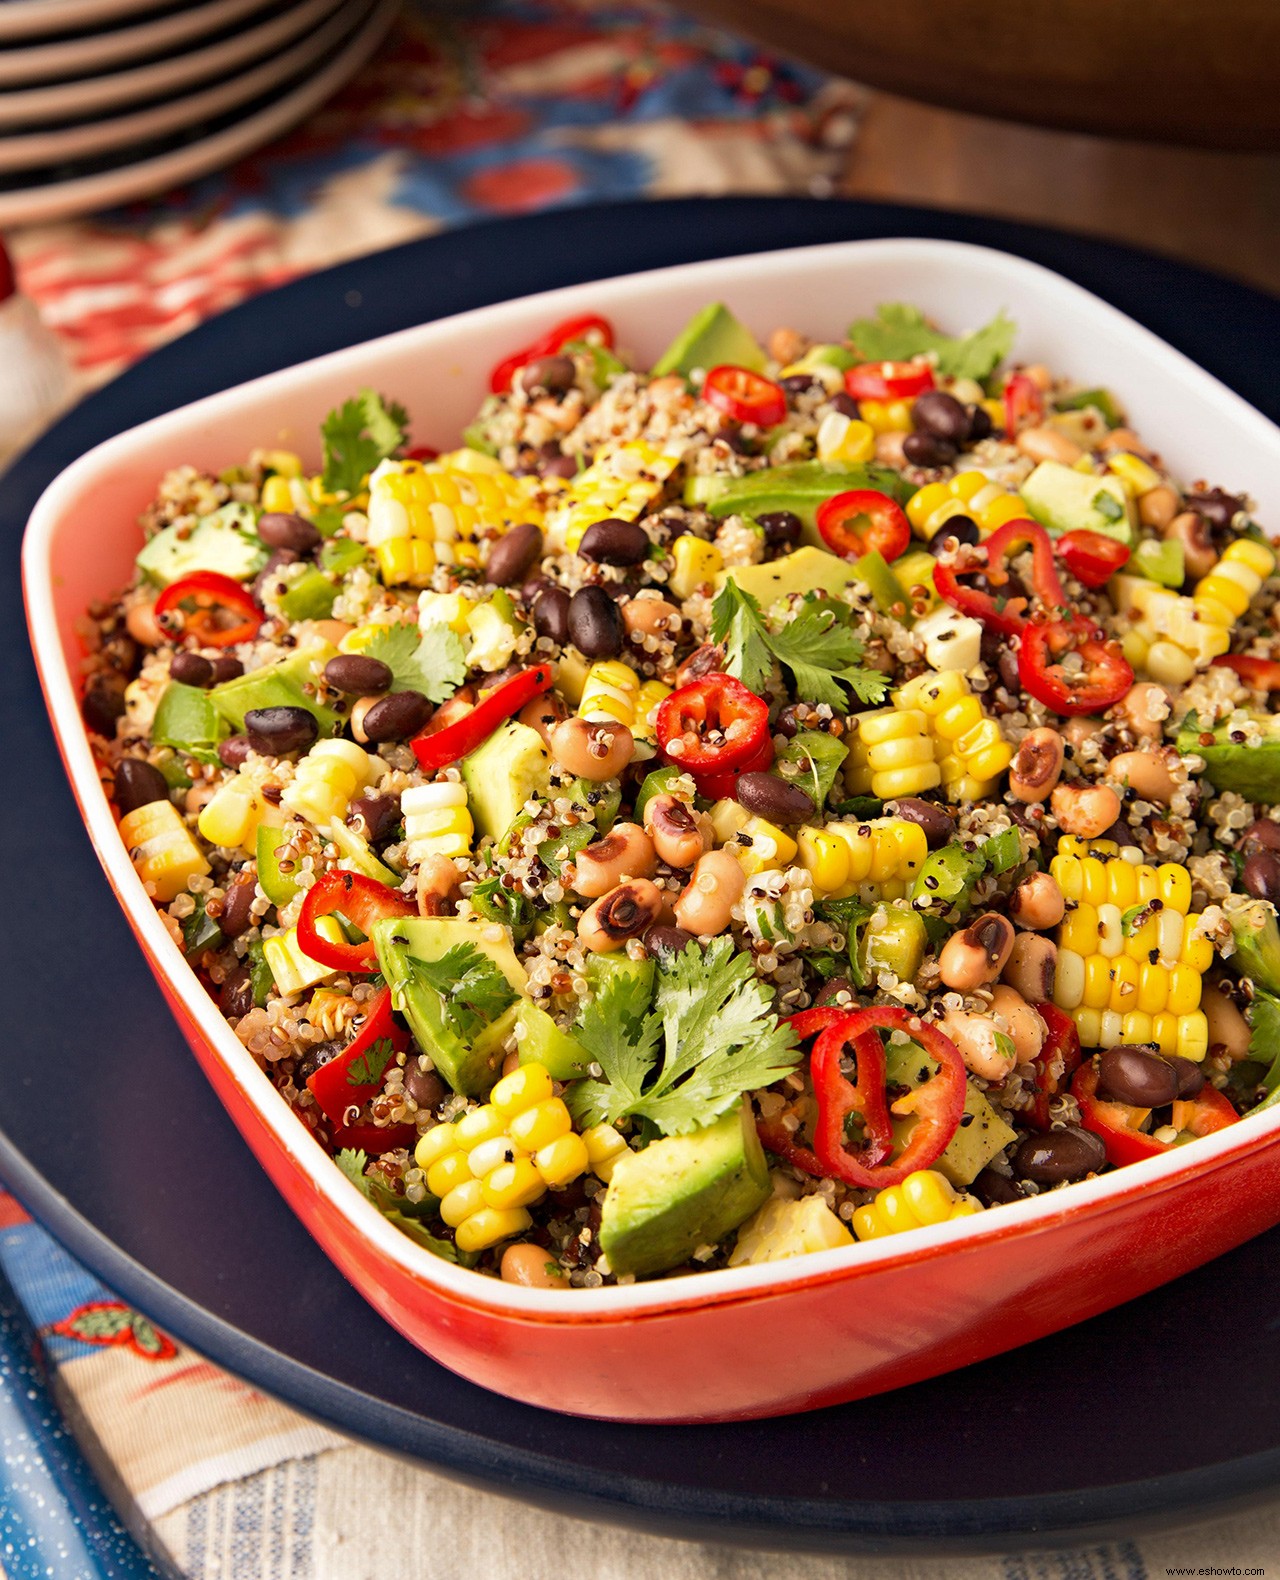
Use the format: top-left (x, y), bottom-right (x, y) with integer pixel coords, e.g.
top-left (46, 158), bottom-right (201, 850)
top-left (796, 816), bottom-right (928, 900)
top-left (1111, 574), bottom-right (1232, 685)
top-left (708, 799), bottom-right (799, 877)
top-left (855, 398), bottom-right (914, 434)
top-left (196, 769), bottom-right (281, 855)
top-left (367, 453), bottom-right (543, 587)
top-left (281, 740), bottom-right (377, 831)
top-left (1192, 537), bottom-right (1276, 630)
top-left (401, 782), bottom-right (473, 866)
top-left (578, 660), bottom-right (641, 725)
top-left (815, 412), bottom-right (875, 465)
top-left (544, 440), bottom-right (685, 553)
top-left (852, 1170), bottom-right (982, 1242)
top-left (632, 678), bottom-right (671, 743)
top-left (1105, 450), bottom-right (1164, 497)
top-left (906, 470), bottom-right (1026, 541)
top-left (728, 1194), bottom-right (854, 1265)
top-left (120, 798), bottom-right (210, 901)
top-left (849, 708), bottom-right (942, 799)
top-left (413, 1063), bottom-right (590, 1252)
top-left (894, 671), bottom-right (1014, 801)
top-left (668, 534), bottom-right (724, 601)
top-left (262, 916), bottom-right (347, 998)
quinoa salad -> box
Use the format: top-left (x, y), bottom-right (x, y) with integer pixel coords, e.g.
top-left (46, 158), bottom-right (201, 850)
top-left (79, 297), bottom-right (1280, 1288)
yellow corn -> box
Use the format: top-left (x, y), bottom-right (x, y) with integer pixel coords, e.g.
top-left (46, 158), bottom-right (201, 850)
top-left (581, 1123), bottom-right (629, 1183)
top-left (261, 916), bottom-right (346, 998)
top-left (260, 475), bottom-right (298, 514)
top-left (366, 453), bottom-right (543, 587)
top-left (1106, 451), bottom-right (1163, 496)
top-left (281, 740), bottom-right (376, 830)
top-left (400, 782), bottom-right (473, 865)
top-left (544, 439), bottom-right (685, 553)
top-left (852, 1170), bottom-right (982, 1241)
top-left (1192, 538), bottom-right (1276, 631)
top-left (815, 412), bottom-right (875, 465)
top-left (906, 471), bottom-right (1025, 541)
top-left (258, 448), bottom-right (303, 479)
top-left (855, 398), bottom-right (914, 434)
top-left (578, 660), bottom-right (640, 726)
top-left (1111, 574), bottom-right (1232, 679)
top-left (728, 1194), bottom-right (854, 1265)
top-left (413, 1063), bottom-right (589, 1252)
top-left (796, 816), bottom-right (928, 900)
top-left (735, 818), bottom-right (799, 878)
top-left (894, 671), bottom-right (1014, 801)
top-left (668, 535), bottom-right (724, 601)
top-left (850, 708), bottom-right (942, 799)
top-left (120, 798), bottom-right (211, 902)
top-left (197, 769), bottom-right (282, 855)
top-left (632, 679), bottom-right (671, 742)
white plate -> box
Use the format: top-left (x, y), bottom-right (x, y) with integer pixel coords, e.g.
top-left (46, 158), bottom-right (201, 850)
top-left (0, 0), bottom-right (399, 225)
top-left (0, 0), bottom-right (375, 170)
top-left (0, 0), bottom-right (351, 131)
top-left (0, 0), bottom-right (163, 44)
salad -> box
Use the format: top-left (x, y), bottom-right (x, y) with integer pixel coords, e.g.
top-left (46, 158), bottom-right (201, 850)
top-left (80, 296), bottom-right (1280, 1289)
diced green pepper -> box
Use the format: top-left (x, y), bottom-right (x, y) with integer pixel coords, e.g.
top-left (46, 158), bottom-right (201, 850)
top-left (1131, 537), bottom-right (1185, 588)
top-left (152, 682), bottom-right (226, 761)
top-left (634, 764), bottom-right (684, 823)
top-left (278, 567), bottom-right (338, 622)
top-left (1054, 386), bottom-right (1125, 428)
top-left (256, 824), bottom-right (302, 908)
top-left (854, 550), bottom-right (912, 624)
top-left (320, 537), bottom-right (369, 576)
top-left (910, 843), bottom-right (987, 912)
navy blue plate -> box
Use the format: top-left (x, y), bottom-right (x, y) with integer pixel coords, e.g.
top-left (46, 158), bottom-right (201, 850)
top-left (4, 199), bottom-right (1280, 1555)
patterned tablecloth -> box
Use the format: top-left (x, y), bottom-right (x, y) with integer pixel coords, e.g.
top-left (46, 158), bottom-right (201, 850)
top-left (4, 1), bottom-right (1279, 1574)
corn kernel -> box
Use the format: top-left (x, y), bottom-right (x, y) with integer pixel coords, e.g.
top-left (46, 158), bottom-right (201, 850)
top-left (669, 535), bottom-right (724, 600)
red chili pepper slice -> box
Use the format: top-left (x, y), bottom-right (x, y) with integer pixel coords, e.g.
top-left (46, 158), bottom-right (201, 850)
top-left (1024, 1002), bottom-right (1083, 1131)
top-left (844, 361), bottom-right (935, 402)
top-left (1002, 371), bottom-right (1045, 435)
top-left (1071, 1061), bottom-right (1238, 1167)
top-left (489, 313), bottom-right (614, 395)
top-left (815, 489), bottom-right (910, 563)
top-left (154, 570), bottom-right (262, 648)
top-left (759, 1006), bottom-right (967, 1189)
top-left (410, 665), bottom-right (554, 772)
top-left (932, 516), bottom-right (1066, 636)
top-left (655, 673), bottom-right (770, 778)
top-left (297, 870), bottom-right (416, 974)
top-left (702, 365), bottom-right (787, 428)
top-left (404, 444), bottom-right (440, 462)
top-left (1018, 615), bottom-right (1134, 716)
top-left (1212, 654), bottom-right (1280, 691)
top-left (329, 1119), bottom-right (417, 1157)
top-left (696, 731), bottom-right (775, 801)
top-left (1056, 529), bottom-right (1131, 589)
top-left (307, 985), bottom-right (410, 1126)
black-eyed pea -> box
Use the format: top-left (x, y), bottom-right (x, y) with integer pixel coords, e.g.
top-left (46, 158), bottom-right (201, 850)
top-left (578, 879), bottom-right (664, 952)
top-left (936, 1007), bottom-right (1018, 1084)
top-left (1061, 717), bottom-right (1102, 751)
top-left (1008, 727), bottom-right (1065, 803)
top-left (1202, 981), bottom-right (1252, 1062)
top-left (875, 432), bottom-right (907, 468)
top-left (1009, 870), bottom-right (1065, 931)
top-left (937, 913), bottom-right (1015, 991)
top-left (1137, 485), bottom-right (1179, 530)
top-left (549, 716), bottom-right (635, 782)
top-left (1050, 782), bottom-right (1121, 839)
top-left (672, 850), bottom-right (746, 937)
top-left (1108, 749), bottom-right (1178, 805)
top-left (1099, 427), bottom-right (1153, 459)
top-left (570, 823), bottom-right (657, 898)
top-left (621, 595), bottom-right (681, 639)
top-left (518, 690), bottom-right (567, 746)
top-left (350, 695), bottom-right (377, 745)
top-left (643, 793), bottom-right (712, 868)
top-left (125, 599), bottom-right (165, 647)
top-left (1163, 510), bottom-right (1217, 579)
top-left (1001, 935), bottom-right (1057, 1004)
top-left (417, 853), bottom-right (461, 917)
top-left (1112, 681), bottom-right (1170, 741)
top-left (990, 984), bottom-right (1047, 1063)
top-left (500, 1243), bottom-right (568, 1288)
top-left (1015, 426), bottom-right (1083, 465)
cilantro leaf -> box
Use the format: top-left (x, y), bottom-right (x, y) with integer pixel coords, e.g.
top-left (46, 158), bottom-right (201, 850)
top-left (710, 580), bottom-right (773, 695)
top-left (334, 1148), bottom-right (461, 1262)
top-left (846, 304), bottom-right (1016, 382)
top-left (359, 621), bottom-right (467, 704)
top-left (321, 389), bottom-right (409, 496)
top-left (406, 944), bottom-right (516, 1042)
top-left (346, 1037), bottom-right (394, 1089)
top-left (713, 587), bottom-right (890, 710)
top-left (567, 938), bottom-right (799, 1136)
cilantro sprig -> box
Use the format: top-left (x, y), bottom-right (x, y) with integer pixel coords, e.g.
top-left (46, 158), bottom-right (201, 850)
top-left (359, 621), bottom-right (467, 703)
top-left (846, 304), bottom-right (1016, 382)
top-left (405, 944), bottom-right (516, 1042)
top-left (321, 389), bottom-right (409, 496)
top-left (567, 938), bottom-right (799, 1136)
top-left (346, 1037), bottom-right (395, 1089)
top-left (711, 580), bottom-right (890, 712)
top-left (335, 1149), bottom-right (461, 1262)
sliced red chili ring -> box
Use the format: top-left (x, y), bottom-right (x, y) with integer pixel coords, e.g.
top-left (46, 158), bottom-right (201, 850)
top-left (1212, 654), bottom-right (1280, 691)
top-left (702, 365), bottom-right (787, 428)
top-left (932, 516), bottom-right (1065, 636)
top-left (694, 731), bottom-right (775, 800)
top-left (328, 1119), bottom-right (417, 1157)
top-left (655, 673), bottom-right (770, 777)
top-left (296, 870), bottom-right (416, 974)
top-left (154, 570), bottom-right (262, 648)
top-left (1024, 1002), bottom-right (1083, 1131)
top-left (1071, 1061), bottom-right (1237, 1167)
top-left (410, 665), bottom-right (554, 772)
top-left (844, 361), bottom-right (935, 402)
top-left (1056, 529), bottom-right (1131, 589)
top-left (489, 313), bottom-right (614, 394)
top-left (307, 984), bottom-right (410, 1126)
top-left (1002, 371), bottom-right (1045, 435)
top-left (1017, 615), bottom-right (1134, 716)
top-left (815, 488), bottom-right (911, 562)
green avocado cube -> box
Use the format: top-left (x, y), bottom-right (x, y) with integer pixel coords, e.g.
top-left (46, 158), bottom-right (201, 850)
top-left (136, 503), bottom-right (267, 588)
top-left (1177, 715), bottom-right (1280, 805)
top-left (460, 718), bottom-right (551, 842)
top-left (651, 303), bottom-right (767, 378)
top-left (884, 1042), bottom-right (1016, 1187)
top-left (718, 545), bottom-right (863, 608)
top-left (209, 644), bottom-right (342, 736)
top-left (515, 1000), bottom-right (592, 1081)
top-left (1019, 461), bottom-right (1134, 544)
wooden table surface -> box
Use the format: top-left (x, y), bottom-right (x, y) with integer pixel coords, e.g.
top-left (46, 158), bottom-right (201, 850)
top-left (841, 93), bottom-right (1280, 297)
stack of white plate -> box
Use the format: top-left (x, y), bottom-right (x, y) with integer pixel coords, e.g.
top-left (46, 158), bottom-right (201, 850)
top-left (0, 0), bottom-right (400, 225)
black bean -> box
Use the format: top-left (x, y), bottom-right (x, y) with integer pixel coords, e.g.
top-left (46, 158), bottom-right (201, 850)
top-left (218, 735), bottom-right (253, 769)
top-left (1169, 1055), bottom-right (1206, 1099)
top-left (252, 547), bottom-right (299, 600)
top-left (929, 514), bottom-right (980, 551)
top-left (1243, 848), bottom-right (1280, 903)
top-left (579, 518), bottom-right (649, 567)
top-left (780, 373), bottom-right (821, 399)
top-left (220, 967), bottom-right (255, 1021)
top-left (219, 875), bottom-right (257, 939)
top-left (537, 447), bottom-right (578, 481)
top-left (1011, 1125), bottom-right (1106, 1185)
top-left (903, 431), bottom-right (958, 468)
top-left (211, 655), bottom-right (243, 683)
top-left (82, 673), bottom-right (127, 737)
top-left (114, 758), bottom-right (170, 815)
top-left (722, 427), bottom-right (757, 457)
top-left (567, 585), bottom-right (625, 659)
top-left (966, 404), bottom-right (994, 442)
top-left (815, 975), bottom-right (855, 1007)
top-left (170, 650), bottom-right (215, 687)
top-left (404, 1060), bottom-right (447, 1111)
top-left (1099, 817), bottom-right (1140, 849)
top-left (532, 587), bottom-right (571, 645)
top-left (756, 510), bottom-right (803, 548)
top-left (1098, 1044), bottom-right (1180, 1107)
top-left (912, 390), bottom-right (971, 443)
top-left (350, 793), bottom-right (400, 845)
top-left (645, 925), bottom-right (695, 959)
top-left (1241, 818), bottom-right (1280, 856)
top-left (828, 392), bottom-right (859, 419)
top-left (245, 705), bottom-right (317, 756)
top-left (1184, 488), bottom-right (1243, 530)
top-left (971, 1167), bottom-right (1026, 1207)
top-left (520, 355), bottom-right (576, 396)
top-left (360, 690), bottom-right (432, 743)
top-left (735, 771), bottom-right (815, 824)
top-left (774, 703), bottom-right (805, 739)
top-left (889, 796), bottom-right (955, 849)
top-left (101, 633), bottom-right (138, 676)
top-left (521, 574), bottom-right (552, 607)
top-left (258, 512), bottom-right (321, 555)
top-left (487, 522), bottom-right (544, 587)
top-left (325, 654), bottom-right (393, 695)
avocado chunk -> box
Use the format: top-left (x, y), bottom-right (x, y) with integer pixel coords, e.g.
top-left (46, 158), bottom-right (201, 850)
top-left (151, 682), bottom-right (226, 759)
top-left (1230, 899), bottom-right (1280, 997)
top-left (136, 503), bottom-right (267, 588)
top-left (651, 303), bottom-right (767, 379)
top-left (585, 951), bottom-right (656, 1003)
top-left (278, 567), bottom-right (338, 623)
top-left (515, 1000), bottom-right (592, 1081)
top-left (209, 644), bottom-right (343, 737)
top-left (884, 1042), bottom-right (1017, 1186)
top-left (688, 461), bottom-right (908, 545)
top-left (1177, 714), bottom-right (1280, 804)
top-left (854, 549), bottom-right (912, 622)
top-left (718, 545), bottom-right (863, 608)
top-left (1018, 461), bottom-right (1134, 544)
top-left (460, 718), bottom-right (551, 842)
top-left (1130, 537), bottom-right (1185, 588)
top-left (371, 916), bottom-right (527, 1096)
top-left (599, 1100), bottom-right (770, 1277)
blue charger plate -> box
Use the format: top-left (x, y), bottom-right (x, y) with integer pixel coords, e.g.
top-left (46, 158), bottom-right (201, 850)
top-left (5, 197), bottom-right (1280, 1556)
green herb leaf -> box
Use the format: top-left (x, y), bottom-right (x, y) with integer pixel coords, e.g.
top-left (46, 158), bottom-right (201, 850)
top-left (1092, 489), bottom-right (1124, 523)
top-left (346, 1036), bottom-right (395, 1089)
top-left (405, 944), bottom-right (516, 1042)
top-left (711, 582), bottom-right (890, 710)
top-left (710, 580), bottom-right (773, 695)
top-left (333, 1148), bottom-right (460, 1262)
top-left (772, 730), bottom-right (848, 811)
top-left (359, 621), bottom-right (467, 704)
top-left (846, 304), bottom-right (1016, 382)
top-left (321, 389), bottom-right (409, 496)
top-left (565, 969), bottom-right (661, 1130)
